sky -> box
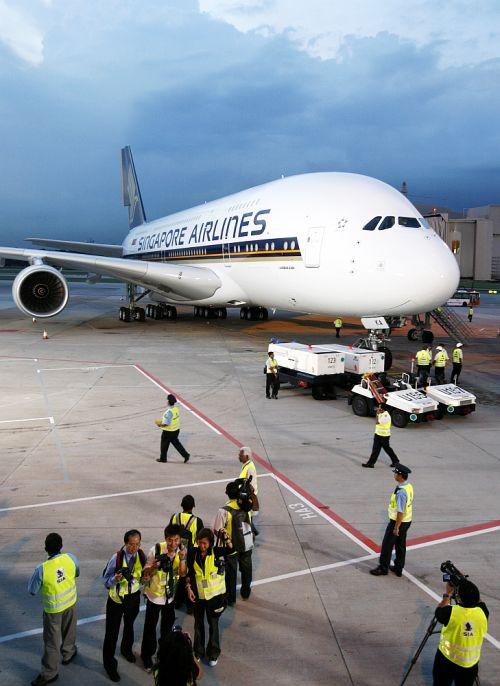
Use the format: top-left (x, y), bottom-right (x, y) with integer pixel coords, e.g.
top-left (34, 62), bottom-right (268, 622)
top-left (0, 0), bottom-right (499, 245)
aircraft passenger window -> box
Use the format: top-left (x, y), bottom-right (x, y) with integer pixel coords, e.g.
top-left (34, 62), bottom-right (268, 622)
top-left (284, 241), bottom-right (288, 250)
top-left (399, 217), bottom-right (421, 228)
top-left (379, 216), bottom-right (395, 230)
top-left (362, 216), bottom-right (382, 231)
top-left (271, 242), bottom-right (275, 250)
top-left (291, 240), bottom-right (296, 249)
top-left (265, 242), bottom-right (269, 251)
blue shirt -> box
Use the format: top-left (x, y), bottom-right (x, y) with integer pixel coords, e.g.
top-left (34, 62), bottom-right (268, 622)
top-left (395, 482), bottom-right (411, 513)
top-left (28, 552), bottom-right (80, 595)
top-left (103, 548), bottom-right (139, 588)
top-left (162, 409), bottom-right (173, 426)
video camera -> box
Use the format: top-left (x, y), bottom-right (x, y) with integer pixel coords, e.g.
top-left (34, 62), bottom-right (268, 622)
top-left (155, 551), bottom-right (173, 574)
top-left (234, 475), bottom-right (253, 512)
top-left (115, 565), bottom-right (134, 593)
top-left (440, 560), bottom-right (468, 588)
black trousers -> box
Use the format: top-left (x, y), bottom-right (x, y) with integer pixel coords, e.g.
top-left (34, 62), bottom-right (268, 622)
top-left (266, 374), bottom-right (279, 398)
top-left (450, 363), bottom-right (462, 384)
top-left (335, 327), bottom-right (341, 338)
top-left (159, 429), bottom-right (189, 461)
top-left (193, 596), bottom-right (225, 660)
top-left (435, 366), bottom-right (446, 383)
top-left (103, 592), bottom-right (140, 671)
top-left (433, 648), bottom-right (478, 685)
top-left (367, 434), bottom-right (399, 466)
top-left (417, 365), bottom-right (430, 386)
top-left (379, 519), bottom-right (411, 572)
top-left (140, 598), bottom-right (175, 666)
top-left (225, 551), bottom-right (252, 603)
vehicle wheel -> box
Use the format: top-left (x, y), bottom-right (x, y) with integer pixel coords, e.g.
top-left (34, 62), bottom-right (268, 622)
top-left (352, 395), bottom-right (369, 416)
top-left (391, 409), bottom-right (409, 428)
top-left (422, 329), bottom-right (434, 344)
top-left (240, 307), bottom-right (247, 319)
top-left (378, 346), bottom-right (393, 371)
top-left (325, 383), bottom-right (337, 400)
top-left (312, 384), bottom-right (327, 400)
top-left (407, 328), bottom-right (419, 341)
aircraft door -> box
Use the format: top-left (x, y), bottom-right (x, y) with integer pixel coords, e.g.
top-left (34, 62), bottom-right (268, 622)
top-left (222, 240), bottom-right (231, 265)
top-left (305, 226), bottom-right (325, 267)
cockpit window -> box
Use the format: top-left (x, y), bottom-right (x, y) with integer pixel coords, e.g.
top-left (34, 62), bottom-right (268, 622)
top-left (379, 216), bottom-right (395, 230)
top-left (362, 216), bottom-right (382, 231)
top-left (418, 217), bottom-right (431, 229)
top-left (399, 217), bottom-right (421, 228)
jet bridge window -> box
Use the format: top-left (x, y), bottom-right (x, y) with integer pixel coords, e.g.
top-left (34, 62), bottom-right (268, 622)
top-left (362, 216), bottom-right (382, 231)
top-left (398, 217), bottom-right (421, 228)
top-left (378, 216), bottom-right (395, 230)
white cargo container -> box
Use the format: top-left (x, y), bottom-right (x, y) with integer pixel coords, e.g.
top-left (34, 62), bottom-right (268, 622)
top-left (268, 342), bottom-right (345, 376)
top-left (311, 344), bottom-right (385, 375)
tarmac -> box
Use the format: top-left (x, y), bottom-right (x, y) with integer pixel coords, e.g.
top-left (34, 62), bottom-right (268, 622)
top-left (0, 282), bottom-right (499, 686)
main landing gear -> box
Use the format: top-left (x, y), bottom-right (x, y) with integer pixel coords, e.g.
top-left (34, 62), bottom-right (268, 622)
top-left (193, 306), bottom-right (227, 319)
top-left (239, 306), bottom-right (268, 321)
top-left (118, 285), bottom-right (147, 322)
top-left (145, 303), bottom-right (178, 320)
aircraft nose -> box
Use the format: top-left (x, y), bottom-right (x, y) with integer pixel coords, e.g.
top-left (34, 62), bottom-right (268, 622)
top-left (410, 236), bottom-right (460, 312)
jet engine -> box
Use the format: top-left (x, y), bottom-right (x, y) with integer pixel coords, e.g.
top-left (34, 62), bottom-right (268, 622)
top-left (12, 265), bottom-right (69, 317)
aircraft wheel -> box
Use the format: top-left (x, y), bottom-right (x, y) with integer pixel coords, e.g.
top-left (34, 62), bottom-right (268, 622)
top-left (378, 346), bottom-right (393, 371)
top-left (245, 308), bottom-right (254, 320)
top-left (422, 329), bottom-right (434, 344)
top-left (170, 306), bottom-right (177, 320)
top-left (204, 307), bottom-right (211, 318)
top-left (154, 306), bottom-right (163, 320)
top-left (240, 307), bottom-right (247, 319)
top-left (407, 328), bottom-right (419, 341)
top-left (134, 307), bottom-right (145, 322)
top-left (120, 307), bottom-right (131, 323)
top-left (219, 307), bottom-right (227, 319)
top-left (262, 308), bottom-right (268, 320)
top-left (352, 395), bottom-right (369, 416)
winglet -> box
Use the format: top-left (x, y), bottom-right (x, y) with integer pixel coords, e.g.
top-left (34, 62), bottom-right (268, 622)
top-left (121, 146), bottom-right (147, 229)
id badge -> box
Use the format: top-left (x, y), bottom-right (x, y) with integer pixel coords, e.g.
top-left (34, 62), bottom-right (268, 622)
top-left (202, 580), bottom-right (209, 588)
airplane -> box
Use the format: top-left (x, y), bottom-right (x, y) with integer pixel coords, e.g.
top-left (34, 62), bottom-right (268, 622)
top-left (0, 147), bottom-right (459, 332)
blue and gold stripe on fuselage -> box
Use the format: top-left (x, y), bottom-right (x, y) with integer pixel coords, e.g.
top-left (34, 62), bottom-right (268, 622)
top-left (126, 237), bottom-right (302, 263)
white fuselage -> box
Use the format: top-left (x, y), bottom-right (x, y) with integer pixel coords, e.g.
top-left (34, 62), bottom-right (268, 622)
top-left (121, 172), bottom-right (459, 317)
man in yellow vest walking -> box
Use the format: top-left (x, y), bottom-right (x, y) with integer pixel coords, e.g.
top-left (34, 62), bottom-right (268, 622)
top-left (334, 317), bottom-right (343, 338)
top-left (156, 393), bottom-right (190, 463)
top-left (433, 579), bottom-right (488, 684)
top-left (468, 306), bottom-right (474, 322)
top-left (450, 342), bottom-right (464, 384)
top-left (362, 405), bottom-right (400, 468)
top-left (370, 464), bottom-right (413, 576)
top-left (28, 533), bottom-right (79, 686)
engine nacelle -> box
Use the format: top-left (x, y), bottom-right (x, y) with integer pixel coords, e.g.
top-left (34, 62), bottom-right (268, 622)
top-left (12, 265), bottom-right (69, 318)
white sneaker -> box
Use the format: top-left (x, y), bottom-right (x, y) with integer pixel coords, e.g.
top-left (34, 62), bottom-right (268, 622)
top-left (208, 659), bottom-right (218, 667)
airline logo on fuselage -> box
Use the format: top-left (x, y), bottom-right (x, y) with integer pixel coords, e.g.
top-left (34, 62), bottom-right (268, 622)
top-left (136, 209), bottom-right (271, 253)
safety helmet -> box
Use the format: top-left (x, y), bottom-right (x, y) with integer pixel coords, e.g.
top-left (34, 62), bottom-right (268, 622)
top-left (436, 346), bottom-right (443, 351)
top-left (456, 342), bottom-right (463, 348)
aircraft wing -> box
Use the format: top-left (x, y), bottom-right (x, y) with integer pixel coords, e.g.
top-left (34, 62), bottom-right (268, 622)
top-left (26, 238), bottom-right (123, 257)
top-left (0, 247), bottom-right (221, 301)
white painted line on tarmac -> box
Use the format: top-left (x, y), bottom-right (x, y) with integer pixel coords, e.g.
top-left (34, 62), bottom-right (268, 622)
top-left (0, 416), bottom-right (54, 425)
top-left (38, 365), bottom-right (134, 372)
top-left (0, 474), bottom-right (273, 513)
top-left (0, 552), bottom-right (375, 644)
top-left (36, 369), bottom-right (69, 483)
top-left (0, 357), bottom-right (38, 362)
top-left (270, 473), bottom-right (375, 554)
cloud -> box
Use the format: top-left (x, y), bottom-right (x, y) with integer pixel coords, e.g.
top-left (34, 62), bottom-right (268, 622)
top-left (0, 0), bottom-right (44, 65)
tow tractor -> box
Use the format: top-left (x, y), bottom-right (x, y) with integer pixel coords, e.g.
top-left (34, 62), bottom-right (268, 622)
top-left (268, 341), bottom-right (385, 399)
top-left (349, 373), bottom-right (439, 428)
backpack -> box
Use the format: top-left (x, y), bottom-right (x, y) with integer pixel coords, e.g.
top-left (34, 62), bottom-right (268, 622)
top-left (224, 506), bottom-right (253, 553)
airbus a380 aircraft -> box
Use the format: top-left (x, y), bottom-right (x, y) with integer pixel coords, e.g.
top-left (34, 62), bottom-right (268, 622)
top-left (0, 147), bottom-right (459, 325)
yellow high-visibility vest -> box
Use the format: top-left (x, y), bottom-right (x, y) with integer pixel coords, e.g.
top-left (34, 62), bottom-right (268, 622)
top-left (146, 542), bottom-right (180, 599)
top-left (416, 349), bottom-right (431, 365)
top-left (334, 318), bottom-right (343, 328)
top-left (162, 405), bottom-right (180, 432)
top-left (453, 348), bottom-right (463, 363)
top-left (439, 605), bottom-right (487, 668)
top-left (435, 351), bottom-right (448, 367)
top-left (109, 551), bottom-right (144, 604)
top-left (388, 483), bottom-right (413, 522)
top-left (41, 554), bottom-right (77, 614)
top-left (239, 460), bottom-right (258, 496)
top-left (266, 356), bottom-right (278, 373)
top-left (193, 551), bottom-right (226, 601)
top-left (469, 308), bottom-right (474, 316)
top-left (171, 512), bottom-right (199, 545)
top-left (375, 411), bottom-right (391, 437)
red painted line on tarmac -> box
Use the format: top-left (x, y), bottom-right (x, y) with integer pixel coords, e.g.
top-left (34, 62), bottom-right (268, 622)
top-left (135, 363), bottom-right (380, 553)
top-left (407, 520), bottom-right (500, 547)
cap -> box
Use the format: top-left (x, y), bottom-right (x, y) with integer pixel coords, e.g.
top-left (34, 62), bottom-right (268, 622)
top-left (436, 346), bottom-right (443, 351)
top-left (456, 342), bottom-right (463, 348)
top-left (393, 464), bottom-right (412, 477)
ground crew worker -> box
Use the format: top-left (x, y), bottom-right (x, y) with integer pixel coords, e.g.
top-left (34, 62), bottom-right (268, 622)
top-left (169, 495), bottom-right (204, 613)
top-left (102, 529), bottom-right (146, 682)
top-left (468, 306), bottom-right (474, 322)
top-left (265, 351), bottom-right (279, 399)
top-left (238, 446), bottom-right (259, 536)
top-left (213, 482), bottom-right (254, 604)
top-left (415, 344), bottom-right (432, 386)
top-left (156, 393), bottom-right (190, 463)
top-left (28, 533), bottom-right (79, 686)
top-left (433, 579), bottom-right (488, 685)
top-left (140, 524), bottom-right (187, 672)
top-left (362, 405), bottom-right (400, 468)
top-left (450, 343), bottom-right (464, 384)
top-left (370, 464), bottom-right (413, 577)
top-left (433, 346), bottom-right (449, 384)
top-left (334, 317), bottom-right (343, 338)
top-left (186, 527), bottom-right (232, 667)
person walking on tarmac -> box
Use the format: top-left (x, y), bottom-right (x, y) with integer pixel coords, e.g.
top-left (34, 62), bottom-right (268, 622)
top-left (28, 533), bottom-right (79, 686)
top-left (433, 579), bottom-right (488, 685)
top-left (362, 405), bottom-right (400, 468)
top-left (415, 344), bottom-right (432, 387)
top-left (370, 464), bottom-right (413, 577)
top-left (468, 306), bottom-right (474, 322)
top-left (433, 346), bottom-right (449, 384)
top-left (334, 317), bottom-right (343, 338)
top-left (238, 447), bottom-right (260, 536)
top-left (102, 530), bottom-right (146, 682)
top-left (265, 351), bottom-right (279, 399)
top-left (169, 496), bottom-right (204, 614)
top-left (450, 342), bottom-right (464, 384)
top-left (156, 394), bottom-right (190, 463)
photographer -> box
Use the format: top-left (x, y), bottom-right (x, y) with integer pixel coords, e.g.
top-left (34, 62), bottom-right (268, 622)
top-left (433, 580), bottom-right (489, 685)
top-left (170, 495), bottom-right (204, 614)
top-left (154, 626), bottom-right (203, 686)
top-left (237, 447), bottom-right (260, 536)
top-left (186, 528), bottom-right (232, 667)
top-left (140, 524), bottom-right (187, 672)
top-left (213, 481), bottom-right (254, 604)
top-left (102, 529), bottom-right (146, 682)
